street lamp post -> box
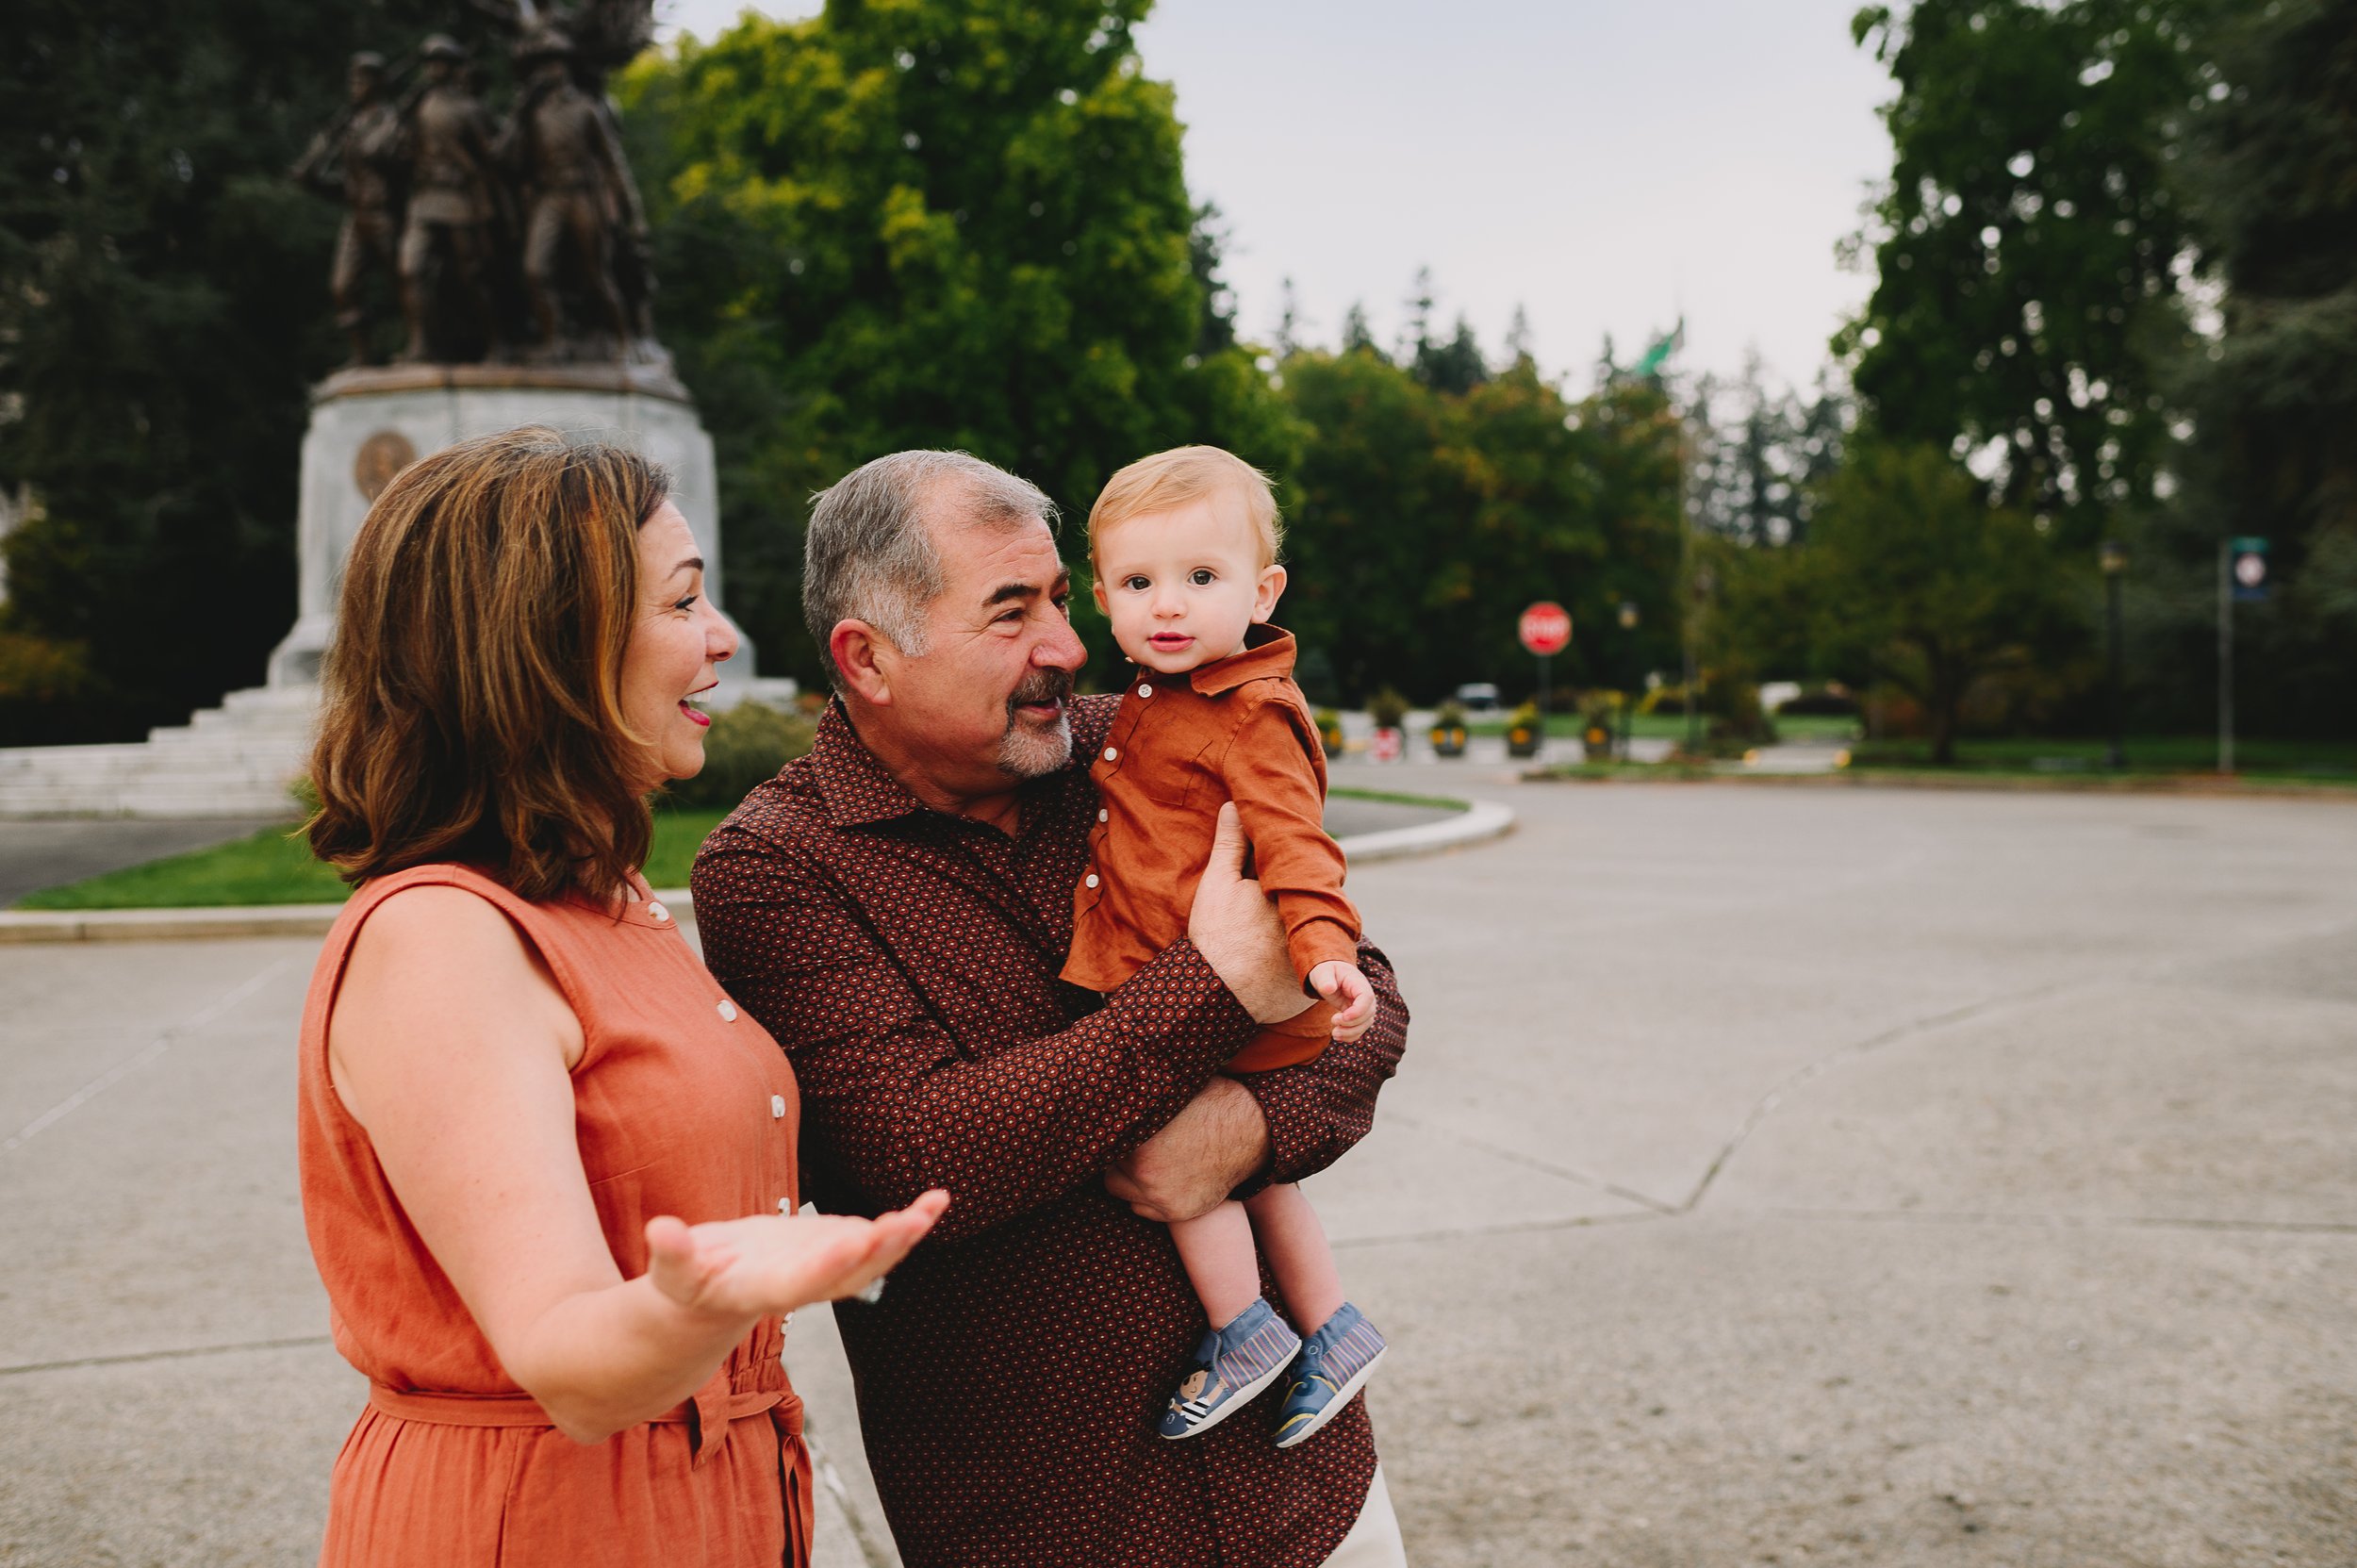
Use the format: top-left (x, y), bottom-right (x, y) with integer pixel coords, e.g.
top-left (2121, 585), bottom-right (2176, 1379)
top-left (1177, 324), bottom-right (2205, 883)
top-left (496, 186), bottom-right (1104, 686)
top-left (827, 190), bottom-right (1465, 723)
top-left (2101, 539), bottom-right (2128, 769)
top-left (1618, 600), bottom-right (1640, 761)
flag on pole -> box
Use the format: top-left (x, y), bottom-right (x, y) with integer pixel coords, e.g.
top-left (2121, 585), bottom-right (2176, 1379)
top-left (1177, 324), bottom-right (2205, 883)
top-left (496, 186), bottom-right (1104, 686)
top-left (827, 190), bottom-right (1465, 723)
top-left (1634, 318), bottom-right (1685, 379)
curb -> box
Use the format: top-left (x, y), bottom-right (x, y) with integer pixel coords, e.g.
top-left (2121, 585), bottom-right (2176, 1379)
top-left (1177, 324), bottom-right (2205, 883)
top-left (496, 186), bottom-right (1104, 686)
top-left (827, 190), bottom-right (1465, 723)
top-left (1332, 798), bottom-right (1516, 864)
top-left (1525, 767), bottom-right (2357, 800)
top-left (0, 801), bottom-right (1520, 945)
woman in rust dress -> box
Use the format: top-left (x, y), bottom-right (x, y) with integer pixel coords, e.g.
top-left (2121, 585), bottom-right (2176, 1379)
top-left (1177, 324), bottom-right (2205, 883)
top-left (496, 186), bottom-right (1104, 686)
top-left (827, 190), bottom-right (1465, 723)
top-left (295, 427), bottom-right (946, 1566)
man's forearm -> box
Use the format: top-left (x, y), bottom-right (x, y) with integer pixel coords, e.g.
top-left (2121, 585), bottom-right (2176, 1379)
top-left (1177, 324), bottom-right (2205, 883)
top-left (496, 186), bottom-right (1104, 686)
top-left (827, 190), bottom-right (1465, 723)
top-left (717, 927), bottom-right (1260, 1243)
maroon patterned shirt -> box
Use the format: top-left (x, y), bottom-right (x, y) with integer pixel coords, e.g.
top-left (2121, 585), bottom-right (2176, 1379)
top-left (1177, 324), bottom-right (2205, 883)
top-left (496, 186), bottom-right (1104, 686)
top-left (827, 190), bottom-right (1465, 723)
top-left (690, 697), bottom-right (1409, 1568)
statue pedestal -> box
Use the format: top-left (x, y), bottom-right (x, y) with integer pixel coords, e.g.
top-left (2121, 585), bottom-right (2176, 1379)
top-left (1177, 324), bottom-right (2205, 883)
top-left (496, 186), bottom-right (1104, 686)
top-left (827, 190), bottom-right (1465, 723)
top-left (267, 364), bottom-right (769, 698)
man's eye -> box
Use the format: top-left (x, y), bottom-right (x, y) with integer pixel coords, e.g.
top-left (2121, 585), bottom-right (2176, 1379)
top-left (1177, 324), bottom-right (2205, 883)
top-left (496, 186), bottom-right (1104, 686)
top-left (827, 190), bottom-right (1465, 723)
top-left (1189, 569), bottom-right (1215, 586)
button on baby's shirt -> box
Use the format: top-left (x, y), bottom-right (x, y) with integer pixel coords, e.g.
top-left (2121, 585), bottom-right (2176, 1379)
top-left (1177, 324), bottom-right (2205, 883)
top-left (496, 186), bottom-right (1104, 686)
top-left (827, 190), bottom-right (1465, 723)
top-left (1084, 873), bottom-right (1099, 889)
top-left (1137, 684), bottom-right (1153, 699)
top-left (1103, 747), bottom-right (1118, 761)
top-left (779, 1197), bottom-right (793, 1214)
top-left (770, 1094), bottom-right (786, 1119)
top-left (717, 999), bottom-right (738, 1022)
top-left (1097, 809), bottom-right (1109, 823)
top-left (646, 901), bottom-right (668, 922)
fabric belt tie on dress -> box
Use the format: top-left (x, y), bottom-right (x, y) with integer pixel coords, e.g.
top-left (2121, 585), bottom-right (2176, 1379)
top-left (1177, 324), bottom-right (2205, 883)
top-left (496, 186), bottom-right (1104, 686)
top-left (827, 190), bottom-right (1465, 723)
top-left (368, 1367), bottom-right (802, 1469)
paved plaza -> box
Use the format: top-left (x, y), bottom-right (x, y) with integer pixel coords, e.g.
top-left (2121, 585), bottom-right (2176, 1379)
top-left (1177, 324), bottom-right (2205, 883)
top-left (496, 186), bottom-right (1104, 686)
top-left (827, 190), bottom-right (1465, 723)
top-left (2, 773), bottom-right (2352, 1566)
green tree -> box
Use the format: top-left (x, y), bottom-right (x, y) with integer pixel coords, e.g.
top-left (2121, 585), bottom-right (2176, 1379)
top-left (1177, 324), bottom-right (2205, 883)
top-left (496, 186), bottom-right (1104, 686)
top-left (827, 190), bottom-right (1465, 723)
top-left (1804, 442), bottom-right (2085, 763)
top-left (1842, 0), bottom-right (2197, 544)
top-left (0, 0), bottom-right (449, 742)
top-left (2156, 0), bottom-right (2357, 735)
top-left (619, 0), bottom-right (1292, 685)
top-left (1277, 343), bottom-right (1680, 704)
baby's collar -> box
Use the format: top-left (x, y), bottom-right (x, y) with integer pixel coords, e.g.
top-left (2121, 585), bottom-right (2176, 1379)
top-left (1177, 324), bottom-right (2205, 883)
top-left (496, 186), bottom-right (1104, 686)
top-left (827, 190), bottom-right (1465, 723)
top-left (1184, 623), bottom-right (1296, 697)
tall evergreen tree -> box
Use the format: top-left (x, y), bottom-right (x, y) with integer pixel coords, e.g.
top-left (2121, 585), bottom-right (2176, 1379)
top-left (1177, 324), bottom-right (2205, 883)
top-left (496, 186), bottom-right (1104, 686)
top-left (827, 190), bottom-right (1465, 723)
top-left (1842, 0), bottom-right (2198, 545)
top-left (2158, 0), bottom-right (2357, 734)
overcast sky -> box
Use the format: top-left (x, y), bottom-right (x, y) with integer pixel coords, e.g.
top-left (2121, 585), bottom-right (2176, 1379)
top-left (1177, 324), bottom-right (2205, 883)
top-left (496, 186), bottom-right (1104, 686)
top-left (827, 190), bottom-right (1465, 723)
top-left (652, 1), bottom-right (1895, 393)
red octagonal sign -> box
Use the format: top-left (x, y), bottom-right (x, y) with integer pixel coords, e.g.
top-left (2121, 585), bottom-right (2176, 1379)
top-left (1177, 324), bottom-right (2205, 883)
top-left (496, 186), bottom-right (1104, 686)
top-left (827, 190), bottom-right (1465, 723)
top-left (1519, 601), bottom-right (1573, 656)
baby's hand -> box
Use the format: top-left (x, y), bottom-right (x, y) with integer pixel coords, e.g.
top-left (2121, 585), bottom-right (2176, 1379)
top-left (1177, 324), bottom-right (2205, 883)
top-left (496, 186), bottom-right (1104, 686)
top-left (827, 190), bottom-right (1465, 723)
top-left (1307, 960), bottom-right (1376, 1043)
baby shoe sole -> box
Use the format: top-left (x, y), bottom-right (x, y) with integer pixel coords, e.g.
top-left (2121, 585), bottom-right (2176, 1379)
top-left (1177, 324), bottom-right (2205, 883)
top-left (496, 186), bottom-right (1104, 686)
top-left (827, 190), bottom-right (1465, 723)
top-left (1161, 1345), bottom-right (1300, 1441)
top-left (1273, 1344), bottom-right (1388, 1450)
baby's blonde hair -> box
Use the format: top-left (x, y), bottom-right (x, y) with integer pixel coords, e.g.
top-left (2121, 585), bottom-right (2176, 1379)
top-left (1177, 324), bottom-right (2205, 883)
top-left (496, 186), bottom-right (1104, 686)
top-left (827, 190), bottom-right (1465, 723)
top-left (1089, 445), bottom-right (1283, 569)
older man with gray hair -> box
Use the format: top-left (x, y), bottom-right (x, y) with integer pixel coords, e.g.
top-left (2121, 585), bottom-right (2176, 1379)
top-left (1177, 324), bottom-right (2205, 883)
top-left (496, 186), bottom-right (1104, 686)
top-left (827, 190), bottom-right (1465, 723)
top-left (691, 450), bottom-right (1411, 1567)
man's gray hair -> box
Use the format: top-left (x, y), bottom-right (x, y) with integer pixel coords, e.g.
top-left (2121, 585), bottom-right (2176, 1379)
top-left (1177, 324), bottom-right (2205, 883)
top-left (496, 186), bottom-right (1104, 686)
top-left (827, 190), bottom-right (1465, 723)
top-left (803, 451), bottom-right (1059, 690)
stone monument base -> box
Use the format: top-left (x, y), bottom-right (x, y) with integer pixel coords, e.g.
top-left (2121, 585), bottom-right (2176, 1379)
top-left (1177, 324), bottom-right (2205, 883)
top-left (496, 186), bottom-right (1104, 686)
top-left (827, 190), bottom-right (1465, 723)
top-left (266, 363), bottom-right (759, 695)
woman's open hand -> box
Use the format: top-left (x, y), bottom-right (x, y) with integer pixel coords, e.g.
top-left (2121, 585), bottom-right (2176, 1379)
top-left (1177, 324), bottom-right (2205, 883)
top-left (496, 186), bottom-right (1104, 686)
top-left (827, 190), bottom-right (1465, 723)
top-left (643, 1191), bottom-right (949, 1321)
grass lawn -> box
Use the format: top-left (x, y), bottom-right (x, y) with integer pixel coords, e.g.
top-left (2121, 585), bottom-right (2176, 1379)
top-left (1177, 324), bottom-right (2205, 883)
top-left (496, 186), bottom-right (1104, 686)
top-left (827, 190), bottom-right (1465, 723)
top-left (15, 807), bottom-right (733, 911)
top-left (1462, 710), bottom-right (1862, 743)
top-left (1328, 785), bottom-right (1469, 813)
top-left (16, 789), bottom-right (1470, 911)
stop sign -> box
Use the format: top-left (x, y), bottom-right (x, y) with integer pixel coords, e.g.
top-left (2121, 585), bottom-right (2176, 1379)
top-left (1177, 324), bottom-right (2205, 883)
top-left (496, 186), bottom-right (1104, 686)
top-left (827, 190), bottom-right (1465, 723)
top-left (1519, 601), bottom-right (1572, 656)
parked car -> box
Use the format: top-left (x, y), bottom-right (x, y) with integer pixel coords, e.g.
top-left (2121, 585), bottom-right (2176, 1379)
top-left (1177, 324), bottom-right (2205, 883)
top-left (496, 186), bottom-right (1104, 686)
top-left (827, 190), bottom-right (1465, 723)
top-left (1453, 682), bottom-right (1501, 712)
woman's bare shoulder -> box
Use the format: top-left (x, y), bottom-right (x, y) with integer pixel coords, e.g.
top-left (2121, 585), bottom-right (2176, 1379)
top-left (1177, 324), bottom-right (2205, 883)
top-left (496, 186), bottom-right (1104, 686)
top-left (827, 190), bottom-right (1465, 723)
top-left (336, 883), bottom-right (577, 1064)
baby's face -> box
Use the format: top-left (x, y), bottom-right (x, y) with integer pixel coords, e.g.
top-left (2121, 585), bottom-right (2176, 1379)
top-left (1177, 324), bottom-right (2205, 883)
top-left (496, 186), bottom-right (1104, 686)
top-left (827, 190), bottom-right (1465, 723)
top-left (1091, 494), bottom-right (1286, 676)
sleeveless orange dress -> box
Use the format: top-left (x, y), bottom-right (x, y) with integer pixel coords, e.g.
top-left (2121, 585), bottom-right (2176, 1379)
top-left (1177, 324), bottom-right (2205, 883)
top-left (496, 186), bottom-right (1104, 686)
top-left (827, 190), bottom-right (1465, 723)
top-left (296, 864), bottom-right (813, 1567)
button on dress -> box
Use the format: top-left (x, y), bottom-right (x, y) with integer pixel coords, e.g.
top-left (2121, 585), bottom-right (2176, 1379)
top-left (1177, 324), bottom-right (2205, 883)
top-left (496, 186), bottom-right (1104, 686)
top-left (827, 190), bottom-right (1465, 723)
top-left (296, 864), bottom-right (812, 1567)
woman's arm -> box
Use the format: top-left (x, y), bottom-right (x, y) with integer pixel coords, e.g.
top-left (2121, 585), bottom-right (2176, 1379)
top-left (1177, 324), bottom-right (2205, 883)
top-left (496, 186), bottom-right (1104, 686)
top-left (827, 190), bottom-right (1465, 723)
top-left (329, 885), bottom-right (942, 1444)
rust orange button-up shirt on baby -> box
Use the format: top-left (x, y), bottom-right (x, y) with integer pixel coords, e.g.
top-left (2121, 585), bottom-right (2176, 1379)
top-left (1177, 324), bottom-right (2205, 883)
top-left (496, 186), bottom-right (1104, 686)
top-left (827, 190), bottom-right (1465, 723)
top-left (1062, 626), bottom-right (1360, 1072)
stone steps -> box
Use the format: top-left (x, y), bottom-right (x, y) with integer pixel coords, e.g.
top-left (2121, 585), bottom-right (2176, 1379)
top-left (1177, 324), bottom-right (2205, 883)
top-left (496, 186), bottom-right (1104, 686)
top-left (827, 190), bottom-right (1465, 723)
top-left (0, 678), bottom-right (798, 819)
top-left (0, 686), bottom-right (315, 819)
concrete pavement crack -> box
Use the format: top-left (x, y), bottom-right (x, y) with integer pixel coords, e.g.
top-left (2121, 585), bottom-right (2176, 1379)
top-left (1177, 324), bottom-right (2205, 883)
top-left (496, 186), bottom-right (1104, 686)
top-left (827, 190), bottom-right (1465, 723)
top-left (3, 955), bottom-right (297, 1156)
top-left (1378, 1109), bottom-right (1682, 1214)
top-left (1761, 1206), bottom-right (2357, 1236)
top-left (1333, 1210), bottom-right (1670, 1251)
top-left (1677, 981), bottom-right (2086, 1215)
top-left (0, 1334), bottom-right (333, 1378)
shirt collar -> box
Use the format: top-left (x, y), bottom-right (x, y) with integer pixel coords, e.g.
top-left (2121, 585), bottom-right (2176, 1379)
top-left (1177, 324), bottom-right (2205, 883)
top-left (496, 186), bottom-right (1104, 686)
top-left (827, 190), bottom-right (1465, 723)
top-left (1187, 624), bottom-right (1297, 697)
top-left (810, 697), bottom-right (1084, 831)
top-left (809, 700), bottom-right (931, 827)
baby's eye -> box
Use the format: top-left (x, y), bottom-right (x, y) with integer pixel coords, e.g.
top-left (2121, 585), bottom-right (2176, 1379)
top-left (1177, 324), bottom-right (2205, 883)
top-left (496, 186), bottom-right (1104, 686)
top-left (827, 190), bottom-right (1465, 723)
top-left (1189, 569), bottom-right (1216, 586)
top-left (1123, 575), bottom-right (1150, 591)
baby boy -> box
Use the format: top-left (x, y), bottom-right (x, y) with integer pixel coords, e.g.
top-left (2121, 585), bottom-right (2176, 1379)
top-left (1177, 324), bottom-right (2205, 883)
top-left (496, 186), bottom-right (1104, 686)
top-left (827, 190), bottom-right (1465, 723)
top-left (1062, 444), bottom-right (1389, 1447)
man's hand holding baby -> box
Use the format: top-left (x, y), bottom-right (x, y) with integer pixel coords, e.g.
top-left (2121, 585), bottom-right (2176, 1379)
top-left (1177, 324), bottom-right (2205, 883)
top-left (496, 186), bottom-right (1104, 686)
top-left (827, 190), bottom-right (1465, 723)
top-left (1307, 960), bottom-right (1376, 1042)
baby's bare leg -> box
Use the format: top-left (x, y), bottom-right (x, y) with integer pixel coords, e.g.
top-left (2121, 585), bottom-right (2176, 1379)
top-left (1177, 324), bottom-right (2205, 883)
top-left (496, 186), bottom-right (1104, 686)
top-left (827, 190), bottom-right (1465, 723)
top-left (1168, 1198), bottom-right (1263, 1329)
top-left (1244, 1182), bottom-right (1343, 1330)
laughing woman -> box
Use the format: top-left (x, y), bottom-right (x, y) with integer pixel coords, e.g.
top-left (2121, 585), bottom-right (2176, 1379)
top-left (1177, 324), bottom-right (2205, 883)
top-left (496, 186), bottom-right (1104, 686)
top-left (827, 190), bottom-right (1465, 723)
top-left (295, 427), bottom-right (944, 1566)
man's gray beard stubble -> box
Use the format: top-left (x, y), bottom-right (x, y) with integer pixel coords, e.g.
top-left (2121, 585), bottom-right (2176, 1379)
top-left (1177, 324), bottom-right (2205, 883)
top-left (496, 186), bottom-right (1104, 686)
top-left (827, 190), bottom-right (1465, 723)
top-left (997, 707), bottom-right (1073, 779)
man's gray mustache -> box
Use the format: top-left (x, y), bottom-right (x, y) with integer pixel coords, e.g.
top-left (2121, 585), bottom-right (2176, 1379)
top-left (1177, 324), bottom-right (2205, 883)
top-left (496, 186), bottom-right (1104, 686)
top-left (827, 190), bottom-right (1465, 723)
top-left (1007, 672), bottom-right (1076, 716)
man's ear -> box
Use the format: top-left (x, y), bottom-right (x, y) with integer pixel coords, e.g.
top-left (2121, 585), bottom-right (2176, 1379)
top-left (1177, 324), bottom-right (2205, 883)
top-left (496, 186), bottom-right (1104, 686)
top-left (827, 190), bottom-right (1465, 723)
top-left (1251, 564), bottom-right (1288, 624)
top-left (831, 619), bottom-right (893, 706)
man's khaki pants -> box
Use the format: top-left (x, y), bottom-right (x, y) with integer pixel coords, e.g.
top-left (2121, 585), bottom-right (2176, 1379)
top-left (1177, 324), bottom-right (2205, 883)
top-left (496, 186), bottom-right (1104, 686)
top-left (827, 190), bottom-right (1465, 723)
top-left (1324, 1465), bottom-right (1408, 1566)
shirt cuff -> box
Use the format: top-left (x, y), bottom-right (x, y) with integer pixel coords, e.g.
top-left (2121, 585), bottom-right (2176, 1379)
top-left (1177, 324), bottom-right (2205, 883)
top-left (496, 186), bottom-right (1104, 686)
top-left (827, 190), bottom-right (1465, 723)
top-left (1288, 921), bottom-right (1362, 991)
top-left (1108, 937), bottom-right (1261, 1082)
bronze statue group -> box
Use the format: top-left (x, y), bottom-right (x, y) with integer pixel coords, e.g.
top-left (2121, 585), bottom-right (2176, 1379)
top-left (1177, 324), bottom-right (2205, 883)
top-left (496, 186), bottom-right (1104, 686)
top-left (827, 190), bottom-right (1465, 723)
top-left (293, 21), bottom-right (657, 369)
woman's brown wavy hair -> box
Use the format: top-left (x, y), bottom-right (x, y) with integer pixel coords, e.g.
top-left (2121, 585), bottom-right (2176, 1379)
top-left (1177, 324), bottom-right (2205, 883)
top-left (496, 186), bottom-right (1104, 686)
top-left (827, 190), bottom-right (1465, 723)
top-left (305, 426), bottom-right (670, 902)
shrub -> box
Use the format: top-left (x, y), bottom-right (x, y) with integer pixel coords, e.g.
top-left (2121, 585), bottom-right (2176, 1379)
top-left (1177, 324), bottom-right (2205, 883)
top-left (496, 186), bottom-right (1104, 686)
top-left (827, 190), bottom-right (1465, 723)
top-left (663, 701), bottom-right (817, 810)
top-left (1366, 687), bottom-right (1410, 729)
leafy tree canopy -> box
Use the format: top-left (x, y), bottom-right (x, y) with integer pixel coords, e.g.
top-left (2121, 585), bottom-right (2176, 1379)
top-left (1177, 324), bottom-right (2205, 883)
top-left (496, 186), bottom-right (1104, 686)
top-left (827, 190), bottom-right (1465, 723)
top-left (619, 0), bottom-right (1293, 685)
top-left (1841, 0), bottom-right (2198, 545)
top-left (1800, 441), bottom-right (2085, 761)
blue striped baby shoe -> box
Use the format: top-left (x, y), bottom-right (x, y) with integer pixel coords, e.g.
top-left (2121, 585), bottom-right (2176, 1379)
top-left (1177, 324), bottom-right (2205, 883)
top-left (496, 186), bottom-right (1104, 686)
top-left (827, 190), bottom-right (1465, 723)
top-left (1272, 1301), bottom-right (1388, 1448)
top-left (1158, 1298), bottom-right (1302, 1440)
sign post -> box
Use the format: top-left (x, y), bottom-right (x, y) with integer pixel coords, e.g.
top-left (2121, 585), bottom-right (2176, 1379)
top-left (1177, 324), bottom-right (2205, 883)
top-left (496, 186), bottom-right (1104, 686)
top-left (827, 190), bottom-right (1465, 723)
top-left (1519, 602), bottom-right (1573, 729)
top-left (2219, 537), bottom-right (2268, 774)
